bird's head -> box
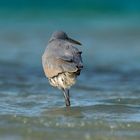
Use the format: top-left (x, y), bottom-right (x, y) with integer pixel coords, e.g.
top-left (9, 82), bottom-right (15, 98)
top-left (49, 31), bottom-right (82, 45)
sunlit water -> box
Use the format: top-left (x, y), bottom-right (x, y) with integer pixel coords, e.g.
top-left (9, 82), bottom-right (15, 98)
top-left (0, 16), bottom-right (140, 140)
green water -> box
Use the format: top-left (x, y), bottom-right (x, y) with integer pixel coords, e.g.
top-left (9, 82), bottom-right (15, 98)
top-left (0, 1), bottom-right (140, 139)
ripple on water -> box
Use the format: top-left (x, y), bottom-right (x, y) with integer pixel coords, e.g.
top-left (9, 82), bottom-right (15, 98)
top-left (0, 67), bottom-right (140, 139)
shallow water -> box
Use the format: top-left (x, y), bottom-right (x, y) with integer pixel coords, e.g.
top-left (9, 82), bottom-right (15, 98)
top-left (0, 15), bottom-right (140, 140)
top-left (0, 67), bottom-right (140, 140)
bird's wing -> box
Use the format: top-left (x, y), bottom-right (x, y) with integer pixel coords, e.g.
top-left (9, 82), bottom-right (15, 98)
top-left (57, 56), bottom-right (78, 72)
top-left (58, 55), bottom-right (73, 62)
top-left (42, 41), bottom-right (82, 78)
top-left (42, 54), bottom-right (78, 78)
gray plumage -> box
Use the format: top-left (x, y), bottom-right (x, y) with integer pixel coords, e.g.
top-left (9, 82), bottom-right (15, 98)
top-left (42, 31), bottom-right (83, 106)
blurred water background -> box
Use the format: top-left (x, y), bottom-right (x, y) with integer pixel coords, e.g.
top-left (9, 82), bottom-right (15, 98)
top-left (0, 0), bottom-right (140, 140)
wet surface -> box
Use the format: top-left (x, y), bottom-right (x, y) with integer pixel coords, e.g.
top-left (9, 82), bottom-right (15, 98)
top-left (0, 16), bottom-right (140, 140)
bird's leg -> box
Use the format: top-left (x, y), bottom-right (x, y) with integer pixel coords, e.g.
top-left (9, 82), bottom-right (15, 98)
top-left (62, 88), bottom-right (70, 106)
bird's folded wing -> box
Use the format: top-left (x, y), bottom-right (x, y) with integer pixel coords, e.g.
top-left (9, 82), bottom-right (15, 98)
top-left (58, 55), bottom-right (73, 62)
top-left (42, 55), bottom-right (78, 78)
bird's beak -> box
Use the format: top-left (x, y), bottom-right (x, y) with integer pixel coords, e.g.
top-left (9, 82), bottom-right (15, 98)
top-left (67, 37), bottom-right (82, 45)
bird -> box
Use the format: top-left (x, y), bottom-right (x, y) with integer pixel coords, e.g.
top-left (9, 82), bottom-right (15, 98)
top-left (42, 31), bottom-right (83, 106)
